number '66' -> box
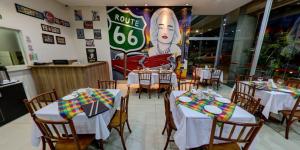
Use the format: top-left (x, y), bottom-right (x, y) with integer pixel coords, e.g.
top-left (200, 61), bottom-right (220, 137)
top-left (113, 26), bottom-right (138, 46)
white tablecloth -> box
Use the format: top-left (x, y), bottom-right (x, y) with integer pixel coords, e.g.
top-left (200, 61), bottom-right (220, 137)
top-left (31, 89), bottom-right (122, 147)
top-left (231, 82), bottom-right (297, 119)
top-left (170, 91), bottom-right (256, 150)
top-left (127, 71), bottom-right (178, 87)
top-left (196, 68), bottom-right (223, 82)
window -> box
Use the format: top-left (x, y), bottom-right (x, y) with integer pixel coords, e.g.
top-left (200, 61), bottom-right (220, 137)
top-left (0, 27), bottom-right (26, 66)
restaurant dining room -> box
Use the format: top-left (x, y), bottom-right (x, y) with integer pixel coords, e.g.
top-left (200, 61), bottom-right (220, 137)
top-left (1, 0), bottom-right (300, 149)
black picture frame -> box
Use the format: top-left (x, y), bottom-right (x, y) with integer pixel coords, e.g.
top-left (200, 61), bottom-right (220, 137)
top-left (94, 29), bottom-right (102, 39)
top-left (15, 3), bottom-right (44, 20)
top-left (41, 24), bottom-right (61, 34)
top-left (86, 48), bottom-right (97, 63)
top-left (76, 29), bottom-right (85, 39)
top-left (42, 33), bottom-right (54, 44)
top-left (86, 39), bottom-right (95, 47)
top-left (56, 36), bottom-right (66, 45)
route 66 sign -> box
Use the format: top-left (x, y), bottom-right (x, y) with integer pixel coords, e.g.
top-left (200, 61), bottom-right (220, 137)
top-left (107, 7), bottom-right (146, 53)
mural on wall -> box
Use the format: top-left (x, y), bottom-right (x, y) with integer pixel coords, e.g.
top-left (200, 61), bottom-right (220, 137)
top-left (107, 6), bottom-right (192, 79)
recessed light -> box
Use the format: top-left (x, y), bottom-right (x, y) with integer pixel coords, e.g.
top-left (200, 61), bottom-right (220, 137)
top-left (145, 3), bottom-right (148, 6)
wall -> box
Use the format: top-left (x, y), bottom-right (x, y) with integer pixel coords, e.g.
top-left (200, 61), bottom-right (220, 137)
top-left (69, 6), bottom-right (112, 78)
top-left (0, 0), bottom-right (78, 98)
top-left (0, 0), bottom-right (78, 63)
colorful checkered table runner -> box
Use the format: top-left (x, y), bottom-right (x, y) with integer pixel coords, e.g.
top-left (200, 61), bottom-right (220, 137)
top-left (58, 89), bottom-right (115, 120)
top-left (175, 91), bottom-right (236, 121)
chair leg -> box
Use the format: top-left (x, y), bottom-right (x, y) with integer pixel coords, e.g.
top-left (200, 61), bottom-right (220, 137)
top-left (285, 120), bottom-right (291, 139)
top-left (119, 128), bottom-right (127, 150)
top-left (164, 129), bottom-right (171, 150)
top-left (162, 121), bottom-right (167, 135)
top-left (139, 87), bottom-right (141, 99)
top-left (41, 137), bottom-right (46, 150)
top-left (126, 120), bottom-right (132, 133)
top-left (148, 87), bottom-right (151, 99)
top-left (158, 87), bottom-right (160, 98)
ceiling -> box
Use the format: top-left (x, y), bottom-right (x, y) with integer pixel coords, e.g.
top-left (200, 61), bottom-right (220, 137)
top-left (56, 0), bottom-right (253, 15)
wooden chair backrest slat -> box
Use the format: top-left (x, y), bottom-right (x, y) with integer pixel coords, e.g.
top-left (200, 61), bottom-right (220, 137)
top-left (98, 80), bottom-right (117, 89)
top-left (208, 118), bottom-right (264, 150)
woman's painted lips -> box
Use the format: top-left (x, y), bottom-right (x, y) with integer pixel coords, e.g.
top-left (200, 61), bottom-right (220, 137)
top-left (162, 35), bottom-right (168, 39)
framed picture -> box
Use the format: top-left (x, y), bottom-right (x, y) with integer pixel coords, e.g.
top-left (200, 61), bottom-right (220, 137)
top-left (86, 39), bottom-right (94, 47)
top-left (92, 10), bottom-right (100, 21)
top-left (56, 36), bottom-right (66, 45)
top-left (42, 34), bottom-right (54, 44)
top-left (41, 24), bottom-right (61, 34)
top-left (41, 24), bottom-right (48, 31)
top-left (76, 29), bottom-right (85, 39)
top-left (84, 21), bottom-right (93, 29)
top-left (94, 29), bottom-right (101, 39)
top-left (15, 3), bottom-right (44, 20)
top-left (74, 10), bottom-right (83, 21)
top-left (86, 48), bottom-right (97, 63)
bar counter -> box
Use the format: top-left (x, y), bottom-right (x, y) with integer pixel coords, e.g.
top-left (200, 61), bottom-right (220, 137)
top-left (31, 61), bottom-right (110, 97)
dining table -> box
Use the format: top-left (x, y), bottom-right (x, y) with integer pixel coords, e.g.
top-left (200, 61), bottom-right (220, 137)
top-left (127, 69), bottom-right (178, 87)
top-left (170, 90), bottom-right (257, 150)
top-left (231, 81), bottom-right (299, 119)
top-left (195, 68), bottom-right (224, 82)
top-left (31, 88), bottom-right (122, 147)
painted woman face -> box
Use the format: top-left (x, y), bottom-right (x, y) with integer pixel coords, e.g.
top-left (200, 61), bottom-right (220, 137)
top-left (157, 12), bottom-right (175, 44)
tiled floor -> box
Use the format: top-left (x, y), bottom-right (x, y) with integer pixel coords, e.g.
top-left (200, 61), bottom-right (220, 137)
top-left (0, 82), bottom-right (299, 150)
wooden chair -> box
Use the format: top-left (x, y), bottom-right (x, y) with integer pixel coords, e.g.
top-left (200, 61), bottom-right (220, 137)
top-left (205, 118), bottom-right (264, 150)
top-left (24, 89), bottom-right (58, 115)
top-left (209, 69), bottom-right (222, 90)
top-left (191, 66), bottom-right (201, 87)
top-left (33, 116), bottom-right (94, 150)
top-left (232, 81), bottom-right (256, 100)
top-left (286, 78), bottom-right (300, 89)
top-left (158, 72), bottom-right (173, 98)
top-left (23, 89), bottom-right (58, 150)
top-left (231, 91), bottom-right (261, 115)
top-left (163, 92), bottom-right (177, 150)
top-left (138, 72), bottom-right (152, 99)
top-left (280, 96), bottom-right (300, 139)
top-left (108, 95), bottom-right (131, 150)
top-left (97, 80), bottom-right (117, 89)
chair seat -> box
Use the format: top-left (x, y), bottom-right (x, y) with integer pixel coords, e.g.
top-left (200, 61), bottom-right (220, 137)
top-left (203, 142), bottom-right (241, 150)
top-left (280, 110), bottom-right (300, 118)
top-left (55, 134), bottom-right (94, 150)
top-left (109, 111), bottom-right (128, 127)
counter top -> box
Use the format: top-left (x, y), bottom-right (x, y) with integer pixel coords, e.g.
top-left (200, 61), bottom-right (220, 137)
top-left (30, 61), bottom-right (106, 68)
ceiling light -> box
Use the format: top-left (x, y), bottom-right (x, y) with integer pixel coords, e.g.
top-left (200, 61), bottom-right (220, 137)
top-left (124, 3), bottom-right (127, 6)
top-left (145, 3), bottom-right (148, 6)
top-left (195, 30), bottom-right (199, 33)
top-left (185, 3), bottom-right (189, 6)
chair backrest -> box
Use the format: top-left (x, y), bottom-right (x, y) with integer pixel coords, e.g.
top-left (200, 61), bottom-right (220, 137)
top-left (208, 118), bottom-right (264, 150)
top-left (98, 80), bottom-right (117, 89)
top-left (234, 81), bottom-right (256, 97)
top-left (159, 72), bottom-right (172, 85)
top-left (231, 92), bottom-right (261, 114)
top-left (288, 96), bottom-right (300, 120)
top-left (138, 72), bottom-right (152, 85)
top-left (33, 116), bottom-right (81, 150)
top-left (118, 95), bottom-right (129, 126)
top-left (210, 69), bottom-right (222, 80)
top-left (286, 78), bottom-right (300, 89)
top-left (23, 89), bottom-right (58, 116)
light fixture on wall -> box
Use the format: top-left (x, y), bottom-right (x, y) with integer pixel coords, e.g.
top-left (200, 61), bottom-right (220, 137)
top-left (144, 3), bottom-right (148, 6)
top-left (195, 29), bottom-right (199, 33)
top-left (124, 3), bottom-right (128, 6)
top-left (185, 3), bottom-right (189, 6)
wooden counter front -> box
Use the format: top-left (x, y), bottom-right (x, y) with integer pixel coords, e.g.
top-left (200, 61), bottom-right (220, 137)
top-left (31, 61), bottom-right (110, 97)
